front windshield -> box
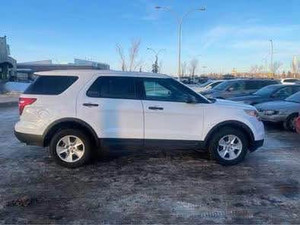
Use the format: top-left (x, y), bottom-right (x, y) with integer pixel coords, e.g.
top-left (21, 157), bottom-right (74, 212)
top-left (254, 85), bottom-right (279, 96)
top-left (285, 91), bottom-right (300, 103)
top-left (212, 81), bottom-right (232, 91)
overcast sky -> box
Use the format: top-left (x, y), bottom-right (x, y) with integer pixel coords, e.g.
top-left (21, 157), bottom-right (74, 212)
top-left (1, 0), bottom-right (300, 74)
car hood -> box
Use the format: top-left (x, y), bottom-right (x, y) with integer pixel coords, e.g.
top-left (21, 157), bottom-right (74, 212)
top-left (255, 100), bottom-right (300, 110)
top-left (213, 99), bottom-right (255, 110)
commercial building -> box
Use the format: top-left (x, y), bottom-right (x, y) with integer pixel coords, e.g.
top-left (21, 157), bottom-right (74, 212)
top-left (0, 36), bottom-right (16, 80)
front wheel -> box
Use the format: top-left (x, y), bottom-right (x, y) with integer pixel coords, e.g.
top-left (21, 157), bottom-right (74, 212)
top-left (49, 129), bottom-right (92, 168)
top-left (209, 128), bottom-right (248, 166)
top-left (283, 114), bottom-right (298, 132)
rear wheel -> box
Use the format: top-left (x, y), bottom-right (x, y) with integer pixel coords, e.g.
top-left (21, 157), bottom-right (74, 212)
top-left (209, 128), bottom-right (248, 166)
top-left (49, 129), bottom-right (92, 168)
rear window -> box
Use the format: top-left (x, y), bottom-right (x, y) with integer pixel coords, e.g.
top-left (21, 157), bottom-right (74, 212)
top-left (24, 76), bottom-right (78, 95)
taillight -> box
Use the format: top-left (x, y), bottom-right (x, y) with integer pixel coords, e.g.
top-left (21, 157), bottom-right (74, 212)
top-left (19, 97), bottom-right (37, 115)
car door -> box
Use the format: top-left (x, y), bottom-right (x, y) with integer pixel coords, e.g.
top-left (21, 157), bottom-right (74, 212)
top-left (77, 76), bottom-right (144, 144)
top-left (139, 77), bottom-right (205, 147)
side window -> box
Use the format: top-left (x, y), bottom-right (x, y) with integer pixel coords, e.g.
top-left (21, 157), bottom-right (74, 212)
top-left (86, 76), bottom-right (137, 99)
top-left (245, 81), bottom-right (259, 90)
top-left (292, 86), bottom-right (300, 93)
top-left (229, 81), bottom-right (244, 91)
top-left (142, 78), bottom-right (199, 102)
top-left (24, 76), bottom-right (78, 95)
top-left (274, 87), bottom-right (293, 98)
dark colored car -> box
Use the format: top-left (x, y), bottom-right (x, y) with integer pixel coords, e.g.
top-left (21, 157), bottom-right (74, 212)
top-left (229, 84), bottom-right (300, 105)
top-left (201, 79), bottom-right (279, 99)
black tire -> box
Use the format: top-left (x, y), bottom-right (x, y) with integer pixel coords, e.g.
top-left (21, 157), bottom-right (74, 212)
top-left (208, 127), bottom-right (248, 166)
top-left (283, 114), bottom-right (298, 132)
top-left (49, 129), bottom-right (92, 168)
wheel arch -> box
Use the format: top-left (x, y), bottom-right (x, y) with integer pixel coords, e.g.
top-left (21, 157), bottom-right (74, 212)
top-left (43, 118), bottom-right (99, 147)
top-left (204, 120), bottom-right (255, 149)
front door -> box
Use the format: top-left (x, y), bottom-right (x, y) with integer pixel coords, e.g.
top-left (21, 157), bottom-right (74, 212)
top-left (139, 78), bottom-right (205, 145)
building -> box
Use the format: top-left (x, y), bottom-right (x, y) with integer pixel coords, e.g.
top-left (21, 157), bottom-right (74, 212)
top-left (0, 36), bottom-right (16, 80)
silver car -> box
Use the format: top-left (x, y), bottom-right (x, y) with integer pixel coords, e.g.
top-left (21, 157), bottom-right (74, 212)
top-left (255, 91), bottom-right (300, 131)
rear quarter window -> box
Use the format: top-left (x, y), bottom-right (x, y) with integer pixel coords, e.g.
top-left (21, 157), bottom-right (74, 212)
top-left (24, 76), bottom-right (78, 95)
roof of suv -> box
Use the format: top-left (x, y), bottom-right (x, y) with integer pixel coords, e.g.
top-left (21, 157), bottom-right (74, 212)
top-left (35, 70), bottom-right (171, 79)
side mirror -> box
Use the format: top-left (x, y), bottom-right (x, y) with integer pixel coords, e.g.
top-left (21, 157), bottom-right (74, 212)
top-left (185, 95), bottom-right (198, 104)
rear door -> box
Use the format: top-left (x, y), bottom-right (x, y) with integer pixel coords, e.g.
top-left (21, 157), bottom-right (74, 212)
top-left (77, 76), bottom-right (144, 143)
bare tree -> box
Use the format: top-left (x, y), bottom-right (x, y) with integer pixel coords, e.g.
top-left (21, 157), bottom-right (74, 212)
top-left (116, 44), bottom-right (126, 71)
top-left (250, 65), bottom-right (259, 74)
top-left (181, 61), bottom-right (187, 76)
top-left (271, 61), bottom-right (283, 74)
top-left (189, 58), bottom-right (199, 76)
top-left (128, 39), bottom-right (141, 71)
top-left (116, 39), bottom-right (142, 72)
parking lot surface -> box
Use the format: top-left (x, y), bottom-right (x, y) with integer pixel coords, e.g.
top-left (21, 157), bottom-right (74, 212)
top-left (0, 106), bottom-right (299, 224)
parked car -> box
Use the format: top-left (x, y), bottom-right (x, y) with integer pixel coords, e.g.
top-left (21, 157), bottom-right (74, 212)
top-left (295, 116), bottom-right (300, 133)
top-left (256, 91), bottom-right (300, 131)
top-left (229, 84), bottom-right (300, 105)
top-left (15, 70), bottom-right (264, 168)
top-left (202, 79), bottom-right (279, 99)
top-left (191, 80), bottom-right (224, 93)
top-left (281, 78), bottom-right (299, 85)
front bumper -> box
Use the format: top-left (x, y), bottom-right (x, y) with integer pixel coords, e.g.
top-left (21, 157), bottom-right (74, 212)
top-left (249, 139), bottom-right (264, 152)
top-left (258, 113), bottom-right (287, 123)
top-left (14, 130), bottom-right (44, 146)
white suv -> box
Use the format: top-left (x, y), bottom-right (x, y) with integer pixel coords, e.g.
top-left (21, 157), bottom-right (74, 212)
top-left (15, 70), bottom-right (264, 168)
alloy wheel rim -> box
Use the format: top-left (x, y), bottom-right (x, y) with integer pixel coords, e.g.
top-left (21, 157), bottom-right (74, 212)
top-left (217, 135), bottom-right (243, 160)
top-left (56, 135), bottom-right (85, 163)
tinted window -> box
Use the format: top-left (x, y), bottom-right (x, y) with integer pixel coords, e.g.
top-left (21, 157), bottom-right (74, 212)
top-left (213, 81), bottom-right (232, 91)
top-left (292, 86), bottom-right (300, 93)
top-left (254, 85), bottom-right (279, 96)
top-left (229, 81), bottom-right (245, 91)
top-left (273, 87), bottom-right (294, 98)
top-left (260, 80), bottom-right (278, 88)
top-left (142, 78), bottom-right (205, 103)
top-left (87, 76), bottom-right (136, 99)
top-left (286, 92), bottom-right (300, 103)
top-left (24, 75), bottom-right (78, 95)
top-left (245, 81), bottom-right (259, 90)
top-left (284, 79), bottom-right (299, 83)
top-left (210, 81), bottom-right (223, 88)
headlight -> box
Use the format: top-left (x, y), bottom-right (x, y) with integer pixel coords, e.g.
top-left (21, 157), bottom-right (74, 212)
top-left (244, 109), bottom-right (259, 119)
top-left (264, 110), bottom-right (279, 115)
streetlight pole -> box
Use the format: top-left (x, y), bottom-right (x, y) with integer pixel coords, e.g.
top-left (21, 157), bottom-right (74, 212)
top-left (155, 6), bottom-right (205, 79)
top-left (147, 48), bottom-right (165, 73)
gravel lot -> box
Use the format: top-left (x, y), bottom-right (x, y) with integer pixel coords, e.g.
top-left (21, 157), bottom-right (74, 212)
top-left (0, 106), bottom-right (299, 224)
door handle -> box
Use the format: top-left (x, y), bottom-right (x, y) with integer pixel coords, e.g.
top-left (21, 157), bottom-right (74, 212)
top-left (148, 106), bottom-right (164, 110)
top-left (83, 103), bottom-right (99, 107)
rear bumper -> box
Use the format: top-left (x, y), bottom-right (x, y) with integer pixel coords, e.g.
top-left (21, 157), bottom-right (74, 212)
top-left (249, 139), bottom-right (264, 152)
top-left (14, 130), bottom-right (44, 146)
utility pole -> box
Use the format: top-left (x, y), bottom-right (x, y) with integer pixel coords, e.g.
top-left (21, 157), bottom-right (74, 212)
top-left (270, 40), bottom-right (274, 77)
top-left (155, 6), bottom-right (205, 79)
